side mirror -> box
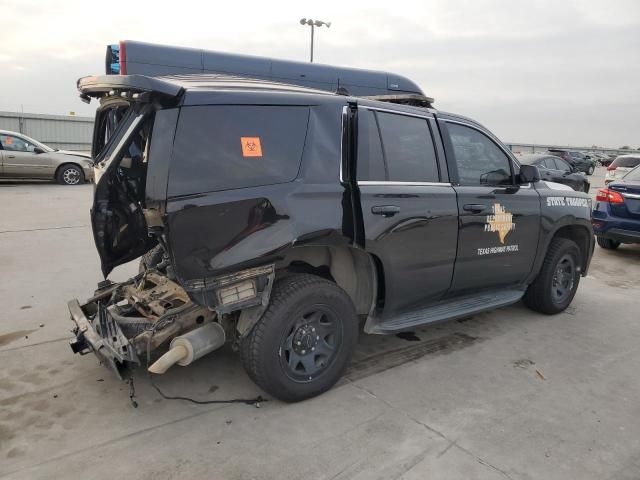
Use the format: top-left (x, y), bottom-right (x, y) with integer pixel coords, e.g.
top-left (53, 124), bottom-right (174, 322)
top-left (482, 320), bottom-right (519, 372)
top-left (519, 164), bottom-right (540, 184)
top-left (33, 147), bottom-right (45, 154)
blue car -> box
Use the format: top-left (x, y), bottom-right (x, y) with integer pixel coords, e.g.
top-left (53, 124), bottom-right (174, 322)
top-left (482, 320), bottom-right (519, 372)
top-left (592, 165), bottom-right (640, 249)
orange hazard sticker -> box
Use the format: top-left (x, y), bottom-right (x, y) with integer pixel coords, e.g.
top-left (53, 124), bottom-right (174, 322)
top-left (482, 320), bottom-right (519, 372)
top-left (241, 137), bottom-right (262, 157)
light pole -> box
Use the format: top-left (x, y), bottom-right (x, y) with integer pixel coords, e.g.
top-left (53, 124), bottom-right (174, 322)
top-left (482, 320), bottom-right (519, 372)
top-left (299, 18), bottom-right (331, 63)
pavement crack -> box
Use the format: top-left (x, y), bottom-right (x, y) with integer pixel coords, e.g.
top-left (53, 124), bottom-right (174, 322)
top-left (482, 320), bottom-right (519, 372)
top-left (475, 456), bottom-right (515, 480)
top-left (436, 439), bottom-right (457, 458)
top-left (347, 380), bottom-right (516, 479)
top-left (0, 224), bottom-right (88, 234)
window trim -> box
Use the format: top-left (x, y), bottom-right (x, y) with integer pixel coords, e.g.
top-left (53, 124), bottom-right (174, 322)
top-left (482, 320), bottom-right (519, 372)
top-left (444, 119), bottom-right (518, 187)
top-left (355, 106), bottom-right (447, 185)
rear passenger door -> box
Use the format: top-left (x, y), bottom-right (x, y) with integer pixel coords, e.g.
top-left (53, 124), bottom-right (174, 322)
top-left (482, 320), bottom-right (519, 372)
top-left (441, 120), bottom-right (541, 294)
top-left (356, 107), bottom-right (458, 319)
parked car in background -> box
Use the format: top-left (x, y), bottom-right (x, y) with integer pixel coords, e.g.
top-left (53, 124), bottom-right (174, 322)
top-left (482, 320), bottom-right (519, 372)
top-left (593, 165), bottom-right (640, 249)
top-left (519, 154), bottom-right (590, 192)
top-left (601, 154), bottom-right (617, 167)
top-left (547, 149), bottom-right (595, 175)
top-left (604, 155), bottom-right (640, 185)
top-left (0, 130), bottom-right (93, 185)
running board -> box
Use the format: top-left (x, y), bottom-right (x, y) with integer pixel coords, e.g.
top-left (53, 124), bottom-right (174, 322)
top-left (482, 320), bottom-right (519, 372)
top-left (366, 289), bottom-right (525, 334)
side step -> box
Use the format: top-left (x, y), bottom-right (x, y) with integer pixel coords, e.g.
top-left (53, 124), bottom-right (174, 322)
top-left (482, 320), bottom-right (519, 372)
top-left (366, 289), bottom-right (524, 334)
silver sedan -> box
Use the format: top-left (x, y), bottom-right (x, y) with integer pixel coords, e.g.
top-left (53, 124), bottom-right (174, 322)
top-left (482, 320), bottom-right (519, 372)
top-left (0, 129), bottom-right (94, 185)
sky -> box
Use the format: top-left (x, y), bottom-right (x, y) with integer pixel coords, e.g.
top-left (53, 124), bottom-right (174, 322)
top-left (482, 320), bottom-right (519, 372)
top-left (1, 0), bottom-right (638, 148)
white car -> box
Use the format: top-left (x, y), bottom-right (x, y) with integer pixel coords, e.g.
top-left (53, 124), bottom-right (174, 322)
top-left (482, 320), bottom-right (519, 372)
top-left (605, 155), bottom-right (640, 184)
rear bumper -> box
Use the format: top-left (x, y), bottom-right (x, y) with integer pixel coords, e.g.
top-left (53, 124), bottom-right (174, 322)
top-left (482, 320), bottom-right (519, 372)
top-left (68, 299), bottom-right (136, 379)
top-left (596, 228), bottom-right (640, 244)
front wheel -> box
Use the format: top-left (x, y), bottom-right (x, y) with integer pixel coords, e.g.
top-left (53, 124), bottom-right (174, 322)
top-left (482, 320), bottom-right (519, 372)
top-left (240, 273), bottom-right (358, 402)
top-left (56, 164), bottom-right (84, 185)
top-left (587, 165), bottom-right (595, 175)
top-left (596, 236), bottom-right (620, 250)
top-left (524, 238), bottom-right (581, 315)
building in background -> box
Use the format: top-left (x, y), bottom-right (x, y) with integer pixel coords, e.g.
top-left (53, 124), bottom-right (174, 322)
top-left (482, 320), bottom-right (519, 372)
top-left (0, 111), bottom-right (93, 152)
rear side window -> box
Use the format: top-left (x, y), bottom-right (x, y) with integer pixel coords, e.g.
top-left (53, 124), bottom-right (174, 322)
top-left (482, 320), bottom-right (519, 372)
top-left (356, 109), bottom-right (386, 181)
top-left (168, 105), bottom-right (310, 196)
top-left (377, 112), bottom-right (439, 182)
top-left (612, 156), bottom-right (640, 168)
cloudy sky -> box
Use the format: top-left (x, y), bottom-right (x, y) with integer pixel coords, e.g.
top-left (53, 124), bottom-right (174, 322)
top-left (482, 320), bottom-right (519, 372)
top-left (1, 0), bottom-right (638, 147)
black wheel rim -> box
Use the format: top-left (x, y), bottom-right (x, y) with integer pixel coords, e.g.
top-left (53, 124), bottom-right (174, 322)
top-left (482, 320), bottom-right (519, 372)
top-left (551, 254), bottom-right (576, 303)
top-left (279, 305), bottom-right (343, 382)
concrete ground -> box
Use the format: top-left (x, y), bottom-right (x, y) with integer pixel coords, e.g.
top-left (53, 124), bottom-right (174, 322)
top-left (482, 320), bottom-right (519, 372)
top-left (1, 167), bottom-right (639, 480)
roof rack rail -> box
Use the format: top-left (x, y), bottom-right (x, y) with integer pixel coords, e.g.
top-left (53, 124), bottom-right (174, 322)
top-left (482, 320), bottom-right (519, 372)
top-left (363, 93), bottom-right (434, 108)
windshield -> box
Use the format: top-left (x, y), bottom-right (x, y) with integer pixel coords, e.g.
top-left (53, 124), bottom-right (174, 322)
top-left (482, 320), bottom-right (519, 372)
top-left (622, 165), bottom-right (640, 182)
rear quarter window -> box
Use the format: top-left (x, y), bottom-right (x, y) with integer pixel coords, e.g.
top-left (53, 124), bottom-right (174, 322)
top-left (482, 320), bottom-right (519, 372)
top-left (168, 105), bottom-right (310, 196)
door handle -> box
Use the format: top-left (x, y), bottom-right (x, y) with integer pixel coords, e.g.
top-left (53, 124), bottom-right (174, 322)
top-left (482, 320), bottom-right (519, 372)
top-left (463, 203), bottom-right (487, 213)
top-left (7, 155), bottom-right (15, 159)
top-left (372, 205), bottom-right (400, 217)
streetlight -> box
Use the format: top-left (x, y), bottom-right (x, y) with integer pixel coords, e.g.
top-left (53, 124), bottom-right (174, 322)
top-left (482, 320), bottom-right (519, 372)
top-left (299, 18), bottom-right (331, 63)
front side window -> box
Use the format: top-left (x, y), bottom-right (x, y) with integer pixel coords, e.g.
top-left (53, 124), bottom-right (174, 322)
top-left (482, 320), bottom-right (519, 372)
top-left (447, 123), bottom-right (512, 186)
top-left (169, 105), bottom-right (310, 196)
top-left (0, 134), bottom-right (35, 152)
top-left (554, 158), bottom-right (572, 172)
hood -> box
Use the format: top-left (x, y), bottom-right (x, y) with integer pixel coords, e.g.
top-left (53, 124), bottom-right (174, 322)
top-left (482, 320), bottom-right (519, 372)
top-left (56, 149), bottom-right (93, 160)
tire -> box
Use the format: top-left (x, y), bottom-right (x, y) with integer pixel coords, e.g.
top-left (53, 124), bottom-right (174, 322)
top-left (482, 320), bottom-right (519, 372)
top-left (596, 236), bottom-right (620, 250)
top-left (56, 164), bottom-right (84, 185)
top-left (587, 165), bottom-right (594, 175)
top-left (240, 273), bottom-right (358, 402)
top-left (138, 244), bottom-right (164, 273)
top-left (523, 238), bottom-right (581, 315)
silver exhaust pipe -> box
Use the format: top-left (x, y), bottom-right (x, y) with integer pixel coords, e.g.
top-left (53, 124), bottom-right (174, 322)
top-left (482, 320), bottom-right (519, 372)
top-left (148, 322), bottom-right (226, 374)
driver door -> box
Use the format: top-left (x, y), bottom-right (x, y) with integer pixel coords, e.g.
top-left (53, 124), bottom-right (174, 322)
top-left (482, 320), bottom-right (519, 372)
top-left (0, 133), bottom-right (51, 178)
top-left (442, 120), bottom-right (541, 294)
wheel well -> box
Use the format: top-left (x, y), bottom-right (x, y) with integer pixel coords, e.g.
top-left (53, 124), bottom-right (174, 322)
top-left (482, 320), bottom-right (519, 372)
top-left (277, 246), bottom-right (378, 316)
top-left (551, 225), bottom-right (591, 273)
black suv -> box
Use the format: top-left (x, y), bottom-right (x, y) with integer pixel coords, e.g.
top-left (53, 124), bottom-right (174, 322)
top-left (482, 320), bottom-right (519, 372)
top-left (69, 74), bottom-right (594, 402)
top-left (547, 149), bottom-right (595, 175)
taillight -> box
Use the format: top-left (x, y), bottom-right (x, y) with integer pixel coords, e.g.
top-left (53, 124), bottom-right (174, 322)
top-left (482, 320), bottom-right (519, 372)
top-left (119, 40), bottom-right (127, 75)
top-left (595, 188), bottom-right (624, 204)
top-left (607, 165), bottom-right (617, 171)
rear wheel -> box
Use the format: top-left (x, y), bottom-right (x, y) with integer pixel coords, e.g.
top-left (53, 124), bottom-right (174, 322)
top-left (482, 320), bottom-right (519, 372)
top-left (587, 165), bottom-right (594, 175)
top-left (596, 236), bottom-right (620, 250)
top-left (240, 273), bottom-right (358, 402)
top-left (524, 238), bottom-right (581, 315)
top-left (56, 164), bottom-right (84, 185)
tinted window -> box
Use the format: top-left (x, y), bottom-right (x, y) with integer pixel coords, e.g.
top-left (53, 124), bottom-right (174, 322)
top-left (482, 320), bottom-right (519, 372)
top-left (612, 156), bottom-right (640, 168)
top-left (357, 109), bottom-right (386, 181)
top-left (554, 158), bottom-right (572, 172)
top-left (376, 112), bottom-right (439, 182)
top-left (169, 105), bottom-right (309, 196)
top-left (447, 123), bottom-right (512, 185)
top-left (539, 158), bottom-right (553, 169)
